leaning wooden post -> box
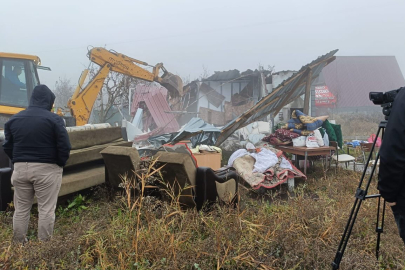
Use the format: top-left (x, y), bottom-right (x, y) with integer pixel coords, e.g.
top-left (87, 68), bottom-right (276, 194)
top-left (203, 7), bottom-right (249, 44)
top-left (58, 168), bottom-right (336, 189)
top-left (303, 67), bottom-right (313, 115)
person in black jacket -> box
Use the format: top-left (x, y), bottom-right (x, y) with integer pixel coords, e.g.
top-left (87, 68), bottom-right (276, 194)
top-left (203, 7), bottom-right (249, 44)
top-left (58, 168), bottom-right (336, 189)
top-left (379, 87), bottom-right (405, 245)
top-left (3, 84), bottom-right (71, 243)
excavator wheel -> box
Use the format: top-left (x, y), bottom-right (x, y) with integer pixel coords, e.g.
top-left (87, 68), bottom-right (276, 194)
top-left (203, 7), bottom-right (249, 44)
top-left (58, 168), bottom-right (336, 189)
top-left (0, 144), bottom-right (13, 211)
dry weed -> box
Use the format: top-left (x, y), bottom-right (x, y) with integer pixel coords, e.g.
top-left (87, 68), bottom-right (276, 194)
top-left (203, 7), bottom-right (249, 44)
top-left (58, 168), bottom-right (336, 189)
top-left (1, 164), bottom-right (404, 269)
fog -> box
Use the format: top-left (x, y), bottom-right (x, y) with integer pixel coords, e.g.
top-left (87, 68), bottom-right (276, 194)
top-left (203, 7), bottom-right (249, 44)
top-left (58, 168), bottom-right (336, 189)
top-left (1, 0), bottom-right (404, 87)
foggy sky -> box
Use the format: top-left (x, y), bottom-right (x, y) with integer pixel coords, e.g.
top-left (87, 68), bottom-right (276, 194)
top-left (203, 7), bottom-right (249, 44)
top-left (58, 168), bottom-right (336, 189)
top-left (1, 0), bottom-right (404, 89)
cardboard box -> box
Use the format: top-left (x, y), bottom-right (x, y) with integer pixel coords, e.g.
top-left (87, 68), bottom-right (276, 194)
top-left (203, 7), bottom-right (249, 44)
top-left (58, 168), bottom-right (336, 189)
top-left (193, 151), bottom-right (222, 170)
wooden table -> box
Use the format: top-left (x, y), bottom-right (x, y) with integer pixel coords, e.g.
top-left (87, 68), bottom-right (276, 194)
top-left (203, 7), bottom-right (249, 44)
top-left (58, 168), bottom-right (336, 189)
top-left (275, 145), bottom-right (335, 175)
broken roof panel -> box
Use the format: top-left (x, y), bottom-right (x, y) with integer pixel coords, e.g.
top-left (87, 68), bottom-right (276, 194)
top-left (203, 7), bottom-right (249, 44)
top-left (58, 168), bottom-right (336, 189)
top-left (131, 85), bottom-right (167, 115)
top-left (131, 85), bottom-right (179, 134)
top-left (204, 68), bottom-right (272, 82)
top-left (205, 69), bottom-right (240, 81)
top-left (199, 83), bottom-right (226, 108)
top-left (215, 49), bottom-right (338, 146)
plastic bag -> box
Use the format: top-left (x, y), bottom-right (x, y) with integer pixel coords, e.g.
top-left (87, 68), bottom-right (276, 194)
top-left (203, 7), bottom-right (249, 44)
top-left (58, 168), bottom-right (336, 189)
top-left (313, 129), bottom-right (324, 146)
top-left (367, 134), bottom-right (382, 147)
top-left (306, 133), bottom-right (319, 148)
top-left (323, 129), bottom-right (329, 146)
top-left (292, 136), bottom-right (307, 147)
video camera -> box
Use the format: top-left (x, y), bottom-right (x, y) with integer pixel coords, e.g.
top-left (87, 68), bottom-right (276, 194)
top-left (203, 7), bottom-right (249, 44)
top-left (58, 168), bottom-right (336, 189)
top-left (369, 87), bottom-right (404, 120)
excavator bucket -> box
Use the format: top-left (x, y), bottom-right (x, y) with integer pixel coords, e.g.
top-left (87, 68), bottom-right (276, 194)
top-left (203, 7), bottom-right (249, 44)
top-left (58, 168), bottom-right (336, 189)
top-left (161, 72), bottom-right (184, 98)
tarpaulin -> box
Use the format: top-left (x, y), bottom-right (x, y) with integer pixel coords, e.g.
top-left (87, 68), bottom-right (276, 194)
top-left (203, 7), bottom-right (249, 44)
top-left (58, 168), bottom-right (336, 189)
top-left (171, 117), bottom-right (220, 148)
top-left (147, 117), bottom-right (220, 148)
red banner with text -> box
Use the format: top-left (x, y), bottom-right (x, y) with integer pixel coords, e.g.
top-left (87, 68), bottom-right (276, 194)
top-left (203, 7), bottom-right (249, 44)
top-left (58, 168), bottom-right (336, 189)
top-left (315, 86), bottom-right (336, 107)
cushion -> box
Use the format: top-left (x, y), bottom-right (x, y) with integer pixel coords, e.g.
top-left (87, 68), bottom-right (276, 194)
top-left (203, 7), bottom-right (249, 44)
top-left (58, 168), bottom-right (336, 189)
top-left (316, 115), bottom-right (329, 122)
top-left (153, 151), bottom-right (197, 208)
top-left (330, 123), bottom-right (343, 149)
top-left (322, 120), bottom-right (337, 143)
top-left (100, 146), bottom-right (140, 188)
top-left (319, 127), bottom-right (325, 137)
top-left (215, 180), bottom-right (237, 202)
top-left (68, 126), bottom-right (122, 150)
top-left (162, 143), bottom-right (198, 167)
top-left (332, 154), bottom-right (355, 162)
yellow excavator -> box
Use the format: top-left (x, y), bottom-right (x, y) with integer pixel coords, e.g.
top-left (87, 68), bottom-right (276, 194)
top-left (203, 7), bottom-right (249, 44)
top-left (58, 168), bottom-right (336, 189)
top-left (0, 48), bottom-right (183, 127)
top-left (0, 48), bottom-right (184, 210)
top-left (0, 53), bottom-right (46, 127)
top-left (68, 47), bottom-right (183, 126)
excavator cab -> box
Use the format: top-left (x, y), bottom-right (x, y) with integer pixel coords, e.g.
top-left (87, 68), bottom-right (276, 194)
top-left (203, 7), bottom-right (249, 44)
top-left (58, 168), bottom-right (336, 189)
top-left (0, 53), bottom-right (44, 128)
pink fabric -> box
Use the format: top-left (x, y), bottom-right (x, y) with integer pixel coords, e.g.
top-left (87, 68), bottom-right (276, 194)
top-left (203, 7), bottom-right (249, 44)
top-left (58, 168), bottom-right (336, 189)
top-left (368, 134), bottom-right (382, 147)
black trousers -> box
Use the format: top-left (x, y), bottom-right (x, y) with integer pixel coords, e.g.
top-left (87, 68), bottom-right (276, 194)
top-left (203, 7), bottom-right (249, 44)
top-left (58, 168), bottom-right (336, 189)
top-left (391, 201), bottom-right (405, 245)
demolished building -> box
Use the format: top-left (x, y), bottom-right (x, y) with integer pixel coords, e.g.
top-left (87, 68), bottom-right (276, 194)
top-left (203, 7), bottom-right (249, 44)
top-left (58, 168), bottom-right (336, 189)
top-left (215, 49), bottom-right (338, 146)
top-left (128, 50), bottom-right (338, 147)
top-left (180, 69), bottom-right (271, 126)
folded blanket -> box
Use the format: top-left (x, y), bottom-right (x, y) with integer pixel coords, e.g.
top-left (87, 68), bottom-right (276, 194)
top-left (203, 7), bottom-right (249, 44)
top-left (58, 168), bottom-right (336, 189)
top-left (291, 129), bottom-right (312, 136)
top-left (263, 129), bottom-right (300, 146)
top-left (283, 118), bottom-right (304, 130)
top-left (250, 148), bottom-right (279, 173)
top-left (268, 137), bottom-right (291, 146)
top-left (227, 149), bottom-right (249, 168)
top-left (293, 110), bottom-right (324, 131)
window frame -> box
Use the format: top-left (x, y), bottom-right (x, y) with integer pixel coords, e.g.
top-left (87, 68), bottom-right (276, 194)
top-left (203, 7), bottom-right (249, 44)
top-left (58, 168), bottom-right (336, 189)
top-left (0, 58), bottom-right (38, 108)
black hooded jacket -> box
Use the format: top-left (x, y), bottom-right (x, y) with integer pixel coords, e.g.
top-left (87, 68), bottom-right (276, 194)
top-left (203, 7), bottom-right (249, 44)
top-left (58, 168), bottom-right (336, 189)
top-left (3, 85), bottom-right (71, 166)
top-left (378, 87), bottom-right (405, 204)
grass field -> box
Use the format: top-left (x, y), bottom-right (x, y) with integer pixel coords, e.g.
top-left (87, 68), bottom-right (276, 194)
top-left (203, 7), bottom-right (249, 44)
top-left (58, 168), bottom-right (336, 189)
top-left (1, 165), bottom-right (404, 270)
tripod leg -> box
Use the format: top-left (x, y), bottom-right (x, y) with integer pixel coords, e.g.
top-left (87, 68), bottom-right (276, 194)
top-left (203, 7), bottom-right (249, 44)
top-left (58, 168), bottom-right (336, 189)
top-left (332, 122), bottom-right (385, 269)
top-left (375, 197), bottom-right (386, 259)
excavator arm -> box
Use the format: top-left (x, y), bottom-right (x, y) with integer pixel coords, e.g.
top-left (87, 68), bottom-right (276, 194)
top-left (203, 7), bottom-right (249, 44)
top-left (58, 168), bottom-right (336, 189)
top-left (68, 47), bottom-right (183, 126)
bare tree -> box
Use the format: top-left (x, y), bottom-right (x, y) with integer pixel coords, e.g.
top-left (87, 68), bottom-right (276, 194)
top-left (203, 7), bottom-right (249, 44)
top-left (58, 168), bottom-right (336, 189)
top-left (88, 65), bottom-right (148, 124)
top-left (53, 77), bottom-right (75, 111)
top-left (199, 65), bottom-right (211, 80)
top-left (181, 74), bottom-right (191, 86)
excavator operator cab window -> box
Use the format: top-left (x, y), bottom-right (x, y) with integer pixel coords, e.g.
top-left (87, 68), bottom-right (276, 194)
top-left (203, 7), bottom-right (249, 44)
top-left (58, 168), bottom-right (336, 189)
top-left (0, 58), bottom-right (39, 108)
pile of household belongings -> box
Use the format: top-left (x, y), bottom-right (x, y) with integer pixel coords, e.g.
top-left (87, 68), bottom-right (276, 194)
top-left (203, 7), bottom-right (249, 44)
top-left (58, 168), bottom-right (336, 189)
top-left (226, 142), bottom-right (306, 190)
top-left (263, 110), bottom-right (343, 149)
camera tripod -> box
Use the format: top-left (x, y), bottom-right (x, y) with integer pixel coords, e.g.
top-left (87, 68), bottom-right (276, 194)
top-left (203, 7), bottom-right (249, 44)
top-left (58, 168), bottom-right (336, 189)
top-left (332, 120), bottom-right (387, 270)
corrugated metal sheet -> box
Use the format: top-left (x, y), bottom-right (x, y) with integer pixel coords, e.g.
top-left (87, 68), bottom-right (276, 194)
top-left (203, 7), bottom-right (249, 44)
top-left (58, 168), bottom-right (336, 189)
top-left (131, 85), bottom-right (179, 133)
top-left (322, 56), bottom-right (405, 108)
top-left (130, 85), bottom-right (167, 115)
top-left (204, 69), bottom-right (272, 82)
top-left (215, 50), bottom-right (338, 146)
top-left (205, 70), bottom-right (240, 81)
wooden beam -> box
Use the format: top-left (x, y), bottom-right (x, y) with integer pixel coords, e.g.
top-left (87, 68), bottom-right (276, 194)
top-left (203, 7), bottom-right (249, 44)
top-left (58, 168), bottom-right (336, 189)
top-left (325, 56), bottom-right (336, 66)
top-left (303, 68), bottom-right (313, 115)
top-left (254, 54), bottom-right (334, 108)
top-left (272, 67), bottom-right (311, 117)
top-left (283, 73), bottom-right (321, 107)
